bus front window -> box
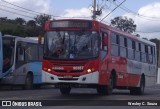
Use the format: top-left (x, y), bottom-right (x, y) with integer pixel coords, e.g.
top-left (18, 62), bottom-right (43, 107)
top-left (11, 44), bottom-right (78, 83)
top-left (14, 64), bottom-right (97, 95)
top-left (3, 38), bottom-right (15, 72)
top-left (44, 31), bottom-right (99, 60)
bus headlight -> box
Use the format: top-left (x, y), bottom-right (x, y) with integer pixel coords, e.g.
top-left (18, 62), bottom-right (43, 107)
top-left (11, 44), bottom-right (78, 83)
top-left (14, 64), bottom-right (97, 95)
top-left (87, 68), bottom-right (95, 73)
top-left (87, 69), bottom-right (92, 73)
top-left (48, 69), bottom-right (51, 72)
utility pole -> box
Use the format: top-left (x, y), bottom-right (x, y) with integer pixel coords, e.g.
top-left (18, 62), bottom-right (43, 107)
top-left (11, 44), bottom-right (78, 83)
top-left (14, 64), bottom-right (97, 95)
top-left (92, 0), bottom-right (102, 20)
top-left (92, 0), bottom-right (118, 20)
top-left (92, 0), bottom-right (96, 20)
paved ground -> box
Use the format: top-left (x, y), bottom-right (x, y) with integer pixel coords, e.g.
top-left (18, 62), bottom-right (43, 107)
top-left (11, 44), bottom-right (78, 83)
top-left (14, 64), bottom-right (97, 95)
top-left (0, 84), bottom-right (160, 109)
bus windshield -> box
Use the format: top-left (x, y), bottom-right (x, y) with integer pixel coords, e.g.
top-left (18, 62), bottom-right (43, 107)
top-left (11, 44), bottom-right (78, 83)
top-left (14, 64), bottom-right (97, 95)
top-left (44, 31), bottom-right (99, 60)
top-left (2, 37), bottom-right (15, 72)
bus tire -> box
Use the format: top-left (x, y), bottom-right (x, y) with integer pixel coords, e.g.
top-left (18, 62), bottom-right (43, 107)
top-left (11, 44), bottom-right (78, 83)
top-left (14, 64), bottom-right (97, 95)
top-left (137, 76), bottom-right (145, 95)
top-left (130, 76), bottom-right (145, 95)
top-left (107, 74), bottom-right (114, 94)
top-left (24, 74), bottom-right (33, 90)
top-left (97, 74), bottom-right (114, 95)
top-left (97, 85), bottom-right (108, 95)
top-left (34, 84), bottom-right (41, 89)
top-left (60, 87), bottom-right (71, 95)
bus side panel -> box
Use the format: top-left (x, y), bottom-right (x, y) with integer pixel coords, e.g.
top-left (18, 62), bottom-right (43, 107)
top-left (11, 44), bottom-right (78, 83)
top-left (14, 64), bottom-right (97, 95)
top-left (0, 32), bottom-right (2, 78)
top-left (141, 63), bottom-right (156, 87)
top-left (99, 59), bottom-right (110, 85)
top-left (116, 58), bottom-right (129, 87)
top-left (0, 62), bottom-right (42, 85)
top-left (27, 62), bottom-right (42, 84)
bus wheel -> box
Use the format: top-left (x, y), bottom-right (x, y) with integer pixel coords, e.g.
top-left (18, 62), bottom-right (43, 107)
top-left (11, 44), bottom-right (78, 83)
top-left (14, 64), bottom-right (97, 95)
top-left (34, 84), bottom-right (41, 89)
top-left (130, 76), bottom-right (145, 95)
top-left (60, 87), bottom-right (71, 95)
top-left (24, 74), bottom-right (33, 90)
top-left (97, 85), bottom-right (108, 95)
top-left (137, 76), bottom-right (145, 95)
top-left (97, 75), bottom-right (114, 95)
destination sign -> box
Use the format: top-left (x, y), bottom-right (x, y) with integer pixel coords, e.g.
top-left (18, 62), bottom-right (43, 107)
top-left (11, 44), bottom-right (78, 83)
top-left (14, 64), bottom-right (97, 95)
top-left (50, 21), bottom-right (92, 28)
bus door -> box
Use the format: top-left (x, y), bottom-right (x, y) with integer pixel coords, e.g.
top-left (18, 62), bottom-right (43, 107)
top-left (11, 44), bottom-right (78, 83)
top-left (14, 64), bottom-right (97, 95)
top-left (0, 32), bottom-right (2, 78)
top-left (99, 31), bottom-right (109, 85)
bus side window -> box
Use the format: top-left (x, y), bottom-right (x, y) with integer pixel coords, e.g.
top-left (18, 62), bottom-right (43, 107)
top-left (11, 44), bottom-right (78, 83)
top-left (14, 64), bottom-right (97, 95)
top-left (152, 46), bottom-right (156, 65)
top-left (111, 32), bottom-right (119, 56)
top-left (127, 38), bottom-right (134, 60)
top-left (17, 47), bottom-right (25, 61)
top-left (119, 36), bottom-right (127, 58)
top-left (141, 43), bottom-right (147, 63)
top-left (26, 44), bottom-right (38, 61)
top-left (148, 46), bottom-right (153, 64)
top-left (135, 42), bottom-right (140, 61)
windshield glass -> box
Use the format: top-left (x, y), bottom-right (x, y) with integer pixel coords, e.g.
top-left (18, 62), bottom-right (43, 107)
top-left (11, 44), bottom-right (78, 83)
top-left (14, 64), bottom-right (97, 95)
top-left (44, 31), bottom-right (99, 60)
top-left (2, 37), bottom-right (15, 72)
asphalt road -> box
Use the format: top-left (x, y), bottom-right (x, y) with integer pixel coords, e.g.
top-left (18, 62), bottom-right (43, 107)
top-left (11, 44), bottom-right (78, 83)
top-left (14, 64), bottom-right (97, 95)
top-left (0, 85), bottom-right (160, 109)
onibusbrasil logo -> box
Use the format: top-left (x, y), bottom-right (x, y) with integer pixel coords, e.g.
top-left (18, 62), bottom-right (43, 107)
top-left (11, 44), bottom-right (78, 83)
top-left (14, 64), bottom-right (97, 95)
top-left (1, 101), bottom-right (42, 106)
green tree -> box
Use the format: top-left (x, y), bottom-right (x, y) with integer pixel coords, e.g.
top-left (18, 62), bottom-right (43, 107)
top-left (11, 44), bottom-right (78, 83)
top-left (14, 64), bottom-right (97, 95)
top-left (27, 20), bottom-right (36, 27)
top-left (15, 17), bottom-right (26, 25)
top-left (1, 29), bottom-right (13, 35)
top-left (13, 25), bottom-right (26, 37)
top-left (110, 16), bottom-right (136, 33)
top-left (0, 17), bottom-right (7, 21)
top-left (34, 14), bottom-right (51, 31)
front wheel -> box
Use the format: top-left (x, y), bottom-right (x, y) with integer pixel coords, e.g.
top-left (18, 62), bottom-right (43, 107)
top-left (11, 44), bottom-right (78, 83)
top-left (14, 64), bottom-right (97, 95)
top-left (97, 75), bottom-right (114, 95)
top-left (60, 87), bottom-right (71, 95)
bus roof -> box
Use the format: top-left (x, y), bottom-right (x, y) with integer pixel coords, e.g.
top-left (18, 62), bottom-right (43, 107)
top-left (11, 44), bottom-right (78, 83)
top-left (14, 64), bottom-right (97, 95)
top-left (99, 21), bottom-right (156, 46)
top-left (3, 35), bottom-right (38, 44)
top-left (47, 19), bottom-right (156, 46)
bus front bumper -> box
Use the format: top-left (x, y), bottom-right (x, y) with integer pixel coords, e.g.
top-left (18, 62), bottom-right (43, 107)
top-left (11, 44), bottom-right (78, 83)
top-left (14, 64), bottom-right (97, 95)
top-left (42, 70), bottom-right (99, 84)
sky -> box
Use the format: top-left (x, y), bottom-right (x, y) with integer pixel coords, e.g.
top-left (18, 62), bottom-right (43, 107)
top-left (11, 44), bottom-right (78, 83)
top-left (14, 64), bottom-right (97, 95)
top-left (0, 0), bottom-right (160, 39)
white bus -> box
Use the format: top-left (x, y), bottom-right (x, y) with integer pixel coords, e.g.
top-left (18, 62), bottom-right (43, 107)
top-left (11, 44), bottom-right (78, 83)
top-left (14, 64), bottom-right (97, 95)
top-left (0, 33), bottom-right (43, 89)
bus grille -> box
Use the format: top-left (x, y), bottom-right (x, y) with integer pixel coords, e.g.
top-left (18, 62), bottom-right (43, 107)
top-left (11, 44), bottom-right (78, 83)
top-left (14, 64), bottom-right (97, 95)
top-left (58, 78), bottom-right (78, 81)
top-left (54, 70), bottom-right (83, 73)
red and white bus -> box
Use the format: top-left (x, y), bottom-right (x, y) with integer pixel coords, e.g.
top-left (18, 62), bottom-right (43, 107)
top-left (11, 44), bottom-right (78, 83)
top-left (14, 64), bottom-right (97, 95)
top-left (42, 19), bottom-right (157, 95)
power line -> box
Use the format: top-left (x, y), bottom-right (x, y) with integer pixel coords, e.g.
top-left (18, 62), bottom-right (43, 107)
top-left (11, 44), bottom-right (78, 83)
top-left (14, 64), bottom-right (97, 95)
top-left (1, 0), bottom-right (44, 15)
top-left (0, 8), bottom-right (34, 19)
top-left (1, 0), bottom-right (91, 19)
top-left (114, 0), bottom-right (160, 21)
top-left (101, 0), bottom-right (126, 22)
top-left (0, 4), bottom-right (39, 16)
top-left (136, 30), bottom-right (160, 33)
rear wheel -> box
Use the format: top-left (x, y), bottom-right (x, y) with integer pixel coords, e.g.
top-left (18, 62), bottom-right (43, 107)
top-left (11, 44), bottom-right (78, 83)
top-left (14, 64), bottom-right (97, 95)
top-left (60, 87), bottom-right (71, 95)
top-left (137, 76), bottom-right (145, 95)
top-left (130, 76), bottom-right (145, 95)
top-left (24, 74), bottom-right (33, 90)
